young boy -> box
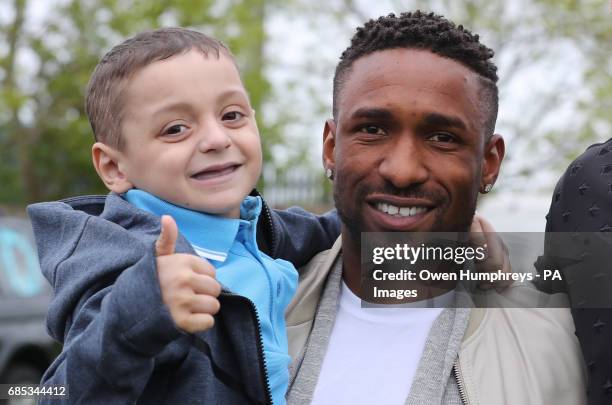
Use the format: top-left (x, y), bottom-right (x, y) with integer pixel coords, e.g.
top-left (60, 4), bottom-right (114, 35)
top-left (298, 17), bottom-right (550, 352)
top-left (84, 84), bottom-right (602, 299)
top-left (27, 28), bottom-right (340, 404)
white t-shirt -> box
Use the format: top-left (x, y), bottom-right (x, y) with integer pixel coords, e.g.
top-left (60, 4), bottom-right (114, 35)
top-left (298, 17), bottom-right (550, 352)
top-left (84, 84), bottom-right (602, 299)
top-left (311, 281), bottom-right (453, 405)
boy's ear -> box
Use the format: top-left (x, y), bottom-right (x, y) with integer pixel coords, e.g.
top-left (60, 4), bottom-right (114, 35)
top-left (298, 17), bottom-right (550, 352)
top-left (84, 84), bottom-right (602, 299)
top-left (322, 119), bottom-right (337, 172)
top-left (91, 142), bottom-right (133, 193)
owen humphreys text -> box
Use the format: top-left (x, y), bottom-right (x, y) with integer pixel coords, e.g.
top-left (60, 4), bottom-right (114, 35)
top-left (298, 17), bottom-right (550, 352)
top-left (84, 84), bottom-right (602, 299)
top-left (366, 242), bottom-right (562, 302)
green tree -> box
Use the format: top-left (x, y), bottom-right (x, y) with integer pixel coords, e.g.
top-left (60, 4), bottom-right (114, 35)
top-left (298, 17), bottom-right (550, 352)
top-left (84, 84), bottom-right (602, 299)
top-left (277, 0), bottom-right (612, 190)
top-left (0, 0), bottom-right (285, 204)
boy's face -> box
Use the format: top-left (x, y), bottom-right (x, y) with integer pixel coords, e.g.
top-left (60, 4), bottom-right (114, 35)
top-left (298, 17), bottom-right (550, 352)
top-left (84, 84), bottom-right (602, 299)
top-left (99, 50), bottom-right (262, 218)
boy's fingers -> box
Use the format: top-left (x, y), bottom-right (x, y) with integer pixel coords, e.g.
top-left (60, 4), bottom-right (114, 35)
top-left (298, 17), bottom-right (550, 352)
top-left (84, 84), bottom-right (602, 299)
top-left (191, 274), bottom-right (222, 297)
top-left (183, 314), bottom-right (215, 333)
top-left (470, 215), bottom-right (513, 290)
top-left (191, 257), bottom-right (216, 278)
top-left (474, 215), bottom-right (496, 233)
top-left (190, 295), bottom-right (221, 315)
top-left (470, 214), bottom-right (484, 233)
top-left (156, 215), bottom-right (178, 257)
top-left (469, 214), bottom-right (487, 247)
top-left (470, 214), bottom-right (501, 264)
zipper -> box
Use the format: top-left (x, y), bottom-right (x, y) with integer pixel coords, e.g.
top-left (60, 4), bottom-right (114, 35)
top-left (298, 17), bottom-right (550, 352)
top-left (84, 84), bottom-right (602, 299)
top-left (225, 292), bottom-right (273, 405)
top-left (258, 194), bottom-right (278, 257)
top-left (453, 359), bottom-right (469, 405)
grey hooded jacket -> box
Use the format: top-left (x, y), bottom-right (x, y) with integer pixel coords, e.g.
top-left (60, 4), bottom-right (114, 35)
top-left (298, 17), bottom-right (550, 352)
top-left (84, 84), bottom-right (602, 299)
top-left (27, 192), bottom-right (340, 404)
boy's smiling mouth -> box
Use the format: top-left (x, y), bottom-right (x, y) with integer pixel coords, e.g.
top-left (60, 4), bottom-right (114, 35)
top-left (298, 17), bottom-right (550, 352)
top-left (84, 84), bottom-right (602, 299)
top-left (191, 163), bottom-right (242, 182)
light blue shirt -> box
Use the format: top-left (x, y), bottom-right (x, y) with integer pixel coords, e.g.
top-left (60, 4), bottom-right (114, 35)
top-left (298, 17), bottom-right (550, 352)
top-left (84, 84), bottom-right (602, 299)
top-left (124, 189), bottom-right (298, 405)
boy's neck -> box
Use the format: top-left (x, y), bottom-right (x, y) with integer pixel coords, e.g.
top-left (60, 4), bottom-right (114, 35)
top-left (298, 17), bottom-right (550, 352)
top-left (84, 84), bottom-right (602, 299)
top-left (123, 188), bottom-right (243, 218)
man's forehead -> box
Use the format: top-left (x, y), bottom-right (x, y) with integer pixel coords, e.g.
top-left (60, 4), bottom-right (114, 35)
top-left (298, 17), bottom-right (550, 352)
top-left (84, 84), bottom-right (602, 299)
top-left (346, 48), bottom-right (479, 86)
top-left (337, 48), bottom-right (485, 130)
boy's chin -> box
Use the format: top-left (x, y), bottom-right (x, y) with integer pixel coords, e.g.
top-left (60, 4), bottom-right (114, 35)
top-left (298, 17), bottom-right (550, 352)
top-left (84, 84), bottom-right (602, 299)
top-left (187, 201), bottom-right (242, 219)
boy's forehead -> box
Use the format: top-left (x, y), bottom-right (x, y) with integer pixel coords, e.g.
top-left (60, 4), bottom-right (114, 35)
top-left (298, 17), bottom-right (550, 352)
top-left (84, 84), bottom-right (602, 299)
top-left (122, 50), bottom-right (247, 105)
top-left (131, 50), bottom-right (240, 84)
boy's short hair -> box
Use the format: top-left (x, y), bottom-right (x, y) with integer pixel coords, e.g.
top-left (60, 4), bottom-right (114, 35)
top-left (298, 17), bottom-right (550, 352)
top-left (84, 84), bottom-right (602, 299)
top-left (85, 27), bottom-right (232, 150)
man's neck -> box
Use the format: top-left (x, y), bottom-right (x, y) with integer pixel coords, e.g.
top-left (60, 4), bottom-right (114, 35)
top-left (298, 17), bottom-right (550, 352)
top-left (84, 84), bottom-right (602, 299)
top-left (340, 226), bottom-right (363, 298)
top-left (340, 228), bottom-right (457, 302)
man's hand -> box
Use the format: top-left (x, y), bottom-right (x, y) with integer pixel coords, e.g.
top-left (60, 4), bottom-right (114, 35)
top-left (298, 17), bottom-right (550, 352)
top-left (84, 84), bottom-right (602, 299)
top-left (470, 214), bottom-right (512, 291)
top-left (156, 215), bottom-right (221, 333)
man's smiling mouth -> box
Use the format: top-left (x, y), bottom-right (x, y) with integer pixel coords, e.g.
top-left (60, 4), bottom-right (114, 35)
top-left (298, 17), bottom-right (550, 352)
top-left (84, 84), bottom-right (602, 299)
top-left (375, 203), bottom-right (429, 217)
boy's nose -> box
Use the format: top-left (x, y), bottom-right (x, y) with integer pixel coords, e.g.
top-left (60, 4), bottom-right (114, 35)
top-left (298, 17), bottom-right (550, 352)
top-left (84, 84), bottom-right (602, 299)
top-left (197, 124), bottom-right (232, 153)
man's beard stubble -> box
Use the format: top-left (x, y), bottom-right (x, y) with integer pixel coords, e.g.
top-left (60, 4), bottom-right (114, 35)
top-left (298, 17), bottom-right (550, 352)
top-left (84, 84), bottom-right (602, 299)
top-left (333, 174), bottom-right (477, 244)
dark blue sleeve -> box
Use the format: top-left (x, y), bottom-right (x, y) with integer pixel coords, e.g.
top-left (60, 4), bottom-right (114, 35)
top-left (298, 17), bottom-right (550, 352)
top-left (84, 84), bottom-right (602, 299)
top-left (268, 206), bottom-right (341, 268)
top-left (542, 139), bottom-right (612, 405)
top-left (35, 218), bottom-right (183, 404)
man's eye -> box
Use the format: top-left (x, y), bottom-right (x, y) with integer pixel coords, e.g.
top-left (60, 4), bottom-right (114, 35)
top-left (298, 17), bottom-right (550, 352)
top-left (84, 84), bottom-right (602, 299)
top-left (163, 124), bottom-right (188, 136)
top-left (222, 111), bottom-right (245, 121)
top-left (358, 125), bottom-right (386, 135)
top-left (429, 133), bottom-right (456, 143)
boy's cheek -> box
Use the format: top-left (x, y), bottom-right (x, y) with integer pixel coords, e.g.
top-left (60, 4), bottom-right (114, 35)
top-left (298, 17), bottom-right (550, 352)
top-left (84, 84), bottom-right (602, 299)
top-left (252, 145), bottom-right (263, 180)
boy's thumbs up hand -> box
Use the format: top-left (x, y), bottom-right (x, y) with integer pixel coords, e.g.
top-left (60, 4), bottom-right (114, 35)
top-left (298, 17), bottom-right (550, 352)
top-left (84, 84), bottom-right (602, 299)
top-left (155, 215), bottom-right (221, 333)
top-left (156, 215), bottom-right (178, 256)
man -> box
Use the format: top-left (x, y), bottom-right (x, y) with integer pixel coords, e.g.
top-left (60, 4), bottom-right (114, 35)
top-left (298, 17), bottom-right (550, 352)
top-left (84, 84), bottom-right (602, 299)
top-left (286, 11), bottom-right (586, 405)
top-left (542, 139), bottom-right (612, 404)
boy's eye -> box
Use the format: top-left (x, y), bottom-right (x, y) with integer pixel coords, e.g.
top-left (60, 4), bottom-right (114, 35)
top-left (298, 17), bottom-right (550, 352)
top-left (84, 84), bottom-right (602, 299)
top-left (222, 111), bottom-right (245, 122)
top-left (358, 125), bottom-right (386, 136)
top-left (163, 124), bottom-right (188, 136)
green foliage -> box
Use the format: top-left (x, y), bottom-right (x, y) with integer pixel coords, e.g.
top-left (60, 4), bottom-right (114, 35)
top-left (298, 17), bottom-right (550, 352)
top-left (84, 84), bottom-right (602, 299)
top-left (1, 0), bottom-right (610, 205)
top-left (0, 0), bottom-right (285, 204)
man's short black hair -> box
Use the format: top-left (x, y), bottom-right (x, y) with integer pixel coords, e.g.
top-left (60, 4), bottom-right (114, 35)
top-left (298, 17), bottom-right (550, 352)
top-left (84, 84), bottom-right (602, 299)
top-left (333, 10), bottom-right (499, 137)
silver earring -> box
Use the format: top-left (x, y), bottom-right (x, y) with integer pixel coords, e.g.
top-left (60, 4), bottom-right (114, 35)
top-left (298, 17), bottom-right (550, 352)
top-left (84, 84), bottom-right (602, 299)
top-left (482, 184), bottom-right (493, 193)
top-left (325, 168), bottom-right (334, 180)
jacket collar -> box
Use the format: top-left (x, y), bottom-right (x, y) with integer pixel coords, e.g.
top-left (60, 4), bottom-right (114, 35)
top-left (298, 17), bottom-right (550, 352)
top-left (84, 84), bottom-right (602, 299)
top-left (59, 189), bottom-right (278, 258)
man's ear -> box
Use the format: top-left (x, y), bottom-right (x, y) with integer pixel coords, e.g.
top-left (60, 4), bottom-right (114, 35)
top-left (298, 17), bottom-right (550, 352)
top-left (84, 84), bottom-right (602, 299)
top-left (322, 119), bottom-right (337, 172)
top-left (91, 142), bottom-right (133, 193)
top-left (481, 134), bottom-right (505, 191)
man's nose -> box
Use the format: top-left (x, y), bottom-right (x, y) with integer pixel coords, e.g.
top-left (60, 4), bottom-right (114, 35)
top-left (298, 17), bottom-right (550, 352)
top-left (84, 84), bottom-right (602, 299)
top-left (197, 122), bottom-right (232, 153)
top-left (378, 136), bottom-right (429, 188)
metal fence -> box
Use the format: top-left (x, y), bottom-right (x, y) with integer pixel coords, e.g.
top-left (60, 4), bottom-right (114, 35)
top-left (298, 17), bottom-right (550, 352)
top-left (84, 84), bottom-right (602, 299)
top-left (261, 166), bottom-right (333, 210)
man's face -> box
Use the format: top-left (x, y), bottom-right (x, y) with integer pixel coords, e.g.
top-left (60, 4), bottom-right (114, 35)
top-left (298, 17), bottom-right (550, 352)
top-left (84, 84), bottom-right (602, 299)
top-left (107, 50), bottom-right (262, 218)
top-left (325, 48), bottom-right (503, 236)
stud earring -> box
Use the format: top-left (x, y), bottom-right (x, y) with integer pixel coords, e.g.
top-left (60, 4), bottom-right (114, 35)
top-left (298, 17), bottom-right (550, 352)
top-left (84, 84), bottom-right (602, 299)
top-left (325, 168), bottom-right (334, 180)
top-left (482, 184), bottom-right (493, 193)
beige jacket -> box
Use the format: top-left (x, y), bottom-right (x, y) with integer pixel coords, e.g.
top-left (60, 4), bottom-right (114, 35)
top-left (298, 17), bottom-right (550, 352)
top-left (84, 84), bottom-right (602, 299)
top-left (286, 238), bottom-right (587, 405)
